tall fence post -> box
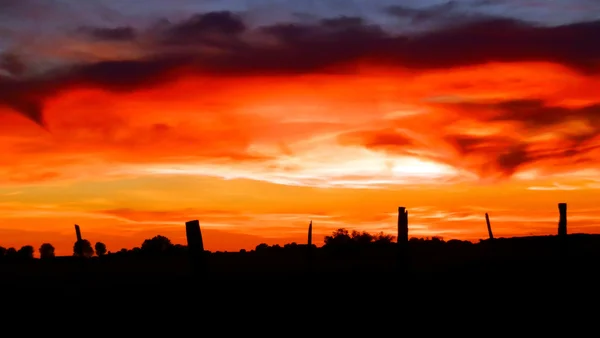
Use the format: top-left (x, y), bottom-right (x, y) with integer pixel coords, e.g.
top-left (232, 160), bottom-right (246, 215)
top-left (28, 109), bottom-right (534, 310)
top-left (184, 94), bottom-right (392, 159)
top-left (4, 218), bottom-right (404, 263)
top-left (558, 203), bottom-right (568, 258)
top-left (485, 213), bottom-right (494, 240)
top-left (185, 220), bottom-right (206, 276)
top-left (74, 224), bottom-right (86, 277)
top-left (558, 203), bottom-right (567, 237)
top-left (74, 224), bottom-right (83, 256)
top-left (307, 220), bottom-right (313, 273)
top-left (397, 207), bottom-right (409, 270)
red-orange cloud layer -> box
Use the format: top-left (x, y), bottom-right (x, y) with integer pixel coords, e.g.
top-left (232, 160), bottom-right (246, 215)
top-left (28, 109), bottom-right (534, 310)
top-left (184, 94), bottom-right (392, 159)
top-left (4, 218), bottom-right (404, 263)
top-left (1, 10), bottom-right (600, 255)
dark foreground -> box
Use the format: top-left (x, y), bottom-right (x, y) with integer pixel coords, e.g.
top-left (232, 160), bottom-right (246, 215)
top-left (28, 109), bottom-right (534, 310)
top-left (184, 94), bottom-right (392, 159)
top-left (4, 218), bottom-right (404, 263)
top-left (2, 254), bottom-right (598, 294)
top-left (3, 235), bottom-right (600, 324)
top-left (1, 256), bottom-right (598, 329)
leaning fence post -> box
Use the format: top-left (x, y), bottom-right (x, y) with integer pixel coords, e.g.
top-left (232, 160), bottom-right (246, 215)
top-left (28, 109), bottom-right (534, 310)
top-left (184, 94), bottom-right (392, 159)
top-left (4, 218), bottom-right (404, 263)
top-left (185, 220), bottom-right (206, 276)
top-left (485, 213), bottom-right (494, 240)
top-left (74, 224), bottom-right (83, 255)
top-left (74, 224), bottom-right (86, 277)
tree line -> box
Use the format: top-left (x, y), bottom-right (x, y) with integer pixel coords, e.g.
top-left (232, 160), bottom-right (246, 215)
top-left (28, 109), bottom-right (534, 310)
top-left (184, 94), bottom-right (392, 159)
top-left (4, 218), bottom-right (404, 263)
top-left (0, 228), bottom-right (473, 260)
top-left (0, 234), bottom-right (181, 259)
top-left (0, 240), bottom-right (109, 260)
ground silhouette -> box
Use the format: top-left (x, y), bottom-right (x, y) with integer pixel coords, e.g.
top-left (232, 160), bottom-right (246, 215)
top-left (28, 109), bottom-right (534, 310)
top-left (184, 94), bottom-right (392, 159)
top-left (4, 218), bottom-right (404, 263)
top-left (0, 227), bottom-right (597, 319)
top-left (1, 228), bottom-right (599, 281)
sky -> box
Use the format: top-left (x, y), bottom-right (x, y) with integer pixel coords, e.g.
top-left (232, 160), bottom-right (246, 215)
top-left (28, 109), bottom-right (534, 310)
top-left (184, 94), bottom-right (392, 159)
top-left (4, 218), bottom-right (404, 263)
top-left (1, 0), bottom-right (600, 256)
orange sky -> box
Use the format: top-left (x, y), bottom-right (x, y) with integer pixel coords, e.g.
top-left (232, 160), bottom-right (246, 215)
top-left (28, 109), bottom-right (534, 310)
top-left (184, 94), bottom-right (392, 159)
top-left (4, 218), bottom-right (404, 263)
top-left (2, 60), bottom-right (600, 256)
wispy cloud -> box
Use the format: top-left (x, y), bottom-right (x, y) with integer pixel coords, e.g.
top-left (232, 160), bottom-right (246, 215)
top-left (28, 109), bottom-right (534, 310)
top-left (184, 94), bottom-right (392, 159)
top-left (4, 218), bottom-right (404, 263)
top-left (528, 183), bottom-right (582, 191)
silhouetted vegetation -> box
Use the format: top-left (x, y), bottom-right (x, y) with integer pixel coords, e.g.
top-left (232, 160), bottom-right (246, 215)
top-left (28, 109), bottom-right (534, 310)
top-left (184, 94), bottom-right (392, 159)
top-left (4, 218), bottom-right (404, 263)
top-left (2, 226), bottom-right (600, 262)
top-left (17, 245), bottom-right (34, 259)
top-left (73, 239), bottom-right (94, 258)
top-left (6, 247), bottom-right (16, 258)
top-left (2, 227), bottom-right (599, 268)
top-left (2, 210), bottom-right (600, 299)
top-left (39, 243), bottom-right (55, 259)
top-left (95, 242), bottom-right (107, 257)
top-left (140, 235), bottom-right (173, 255)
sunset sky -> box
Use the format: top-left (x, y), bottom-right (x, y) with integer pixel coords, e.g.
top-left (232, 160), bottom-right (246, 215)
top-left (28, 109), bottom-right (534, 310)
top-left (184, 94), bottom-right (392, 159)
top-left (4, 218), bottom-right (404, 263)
top-left (1, 0), bottom-right (600, 255)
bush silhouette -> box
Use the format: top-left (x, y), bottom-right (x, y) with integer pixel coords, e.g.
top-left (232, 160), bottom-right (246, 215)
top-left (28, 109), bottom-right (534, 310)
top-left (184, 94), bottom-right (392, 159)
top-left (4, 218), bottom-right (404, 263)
top-left (373, 232), bottom-right (395, 244)
top-left (6, 247), bottom-right (17, 258)
top-left (95, 242), bottom-right (107, 256)
top-left (324, 228), bottom-right (353, 247)
top-left (39, 243), bottom-right (55, 259)
top-left (141, 235), bottom-right (172, 255)
top-left (256, 243), bottom-right (269, 253)
top-left (73, 239), bottom-right (94, 258)
top-left (17, 245), bottom-right (34, 259)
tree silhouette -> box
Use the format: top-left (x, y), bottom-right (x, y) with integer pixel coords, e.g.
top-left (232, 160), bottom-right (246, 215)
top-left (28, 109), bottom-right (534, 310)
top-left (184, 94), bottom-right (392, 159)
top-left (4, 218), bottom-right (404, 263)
top-left (373, 232), bottom-right (395, 244)
top-left (6, 247), bottom-right (17, 258)
top-left (283, 242), bottom-right (299, 249)
top-left (322, 228), bottom-right (397, 257)
top-left (141, 235), bottom-right (172, 255)
top-left (0, 246), bottom-right (6, 258)
top-left (73, 239), bottom-right (94, 258)
top-left (324, 228), bottom-right (353, 246)
top-left (256, 243), bottom-right (269, 252)
top-left (95, 242), bottom-right (107, 256)
top-left (39, 243), bottom-right (55, 259)
top-left (17, 245), bottom-right (34, 259)
top-left (324, 228), bottom-right (396, 247)
top-left (351, 230), bottom-right (374, 245)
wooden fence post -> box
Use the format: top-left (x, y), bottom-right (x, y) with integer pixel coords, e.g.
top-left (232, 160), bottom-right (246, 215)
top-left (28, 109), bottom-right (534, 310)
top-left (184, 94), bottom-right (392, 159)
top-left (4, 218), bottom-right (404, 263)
top-left (307, 220), bottom-right (313, 272)
top-left (74, 224), bottom-right (83, 256)
top-left (397, 207), bottom-right (409, 270)
top-left (558, 203), bottom-right (567, 237)
top-left (185, 220), bottom-right (206, 276)
top-left (558, 203), bottom-right (568, 258)
top-left (74, 224), bottom-right (86, 277)
top-left (485, 213), bottom-right (494, 240)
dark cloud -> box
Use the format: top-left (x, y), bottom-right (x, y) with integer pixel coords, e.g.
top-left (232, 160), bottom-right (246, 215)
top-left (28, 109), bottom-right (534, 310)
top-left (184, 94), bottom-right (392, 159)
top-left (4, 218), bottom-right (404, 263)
top-left (65, 58), bottom-right (184, 89)
top-left (159, 11), bottom-right (246, 46)
top-left (0, 0), bottom-right (21, 14)
top-left (2, 11), bottom-right (600, 126)
top-left (386, 1), bottom-right (460, 24)
top-left (453, 99), bottom-right (600, 135)
top-left (0, 52), bottom-right (26, 76)
top-left (78, 26), bottom-right (136, 41)
top-left (496, 145), bottom-right (530, 176)
top-left (443, 134), bottom-right (532, 176)
top-left (170, 11), bottom-right (246, 35)
top-left (339, 100), bottom-right (600, 178)
top-left (0, 91), bottom-right (46, 126)
top-left (444, 132), bottom-right (600, 177)
top-left (70, 11), bottom-right (600, 76)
